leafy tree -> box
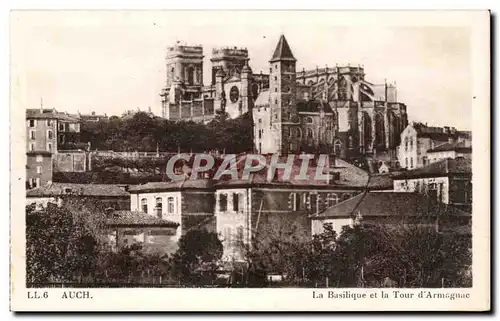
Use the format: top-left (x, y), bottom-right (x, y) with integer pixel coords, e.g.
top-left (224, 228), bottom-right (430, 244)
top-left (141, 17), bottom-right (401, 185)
top-left (170, 229), bottom-right (223, 285)
top-left (26, 203), bottom-right (101, 284)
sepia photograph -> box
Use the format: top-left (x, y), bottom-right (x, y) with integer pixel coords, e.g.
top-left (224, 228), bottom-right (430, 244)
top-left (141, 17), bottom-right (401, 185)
top-left (9, 9), bottom-right (490, 311)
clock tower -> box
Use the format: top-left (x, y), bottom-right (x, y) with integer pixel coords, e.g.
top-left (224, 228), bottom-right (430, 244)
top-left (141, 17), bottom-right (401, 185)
top-left (269, 35), bottom-right (299, 154)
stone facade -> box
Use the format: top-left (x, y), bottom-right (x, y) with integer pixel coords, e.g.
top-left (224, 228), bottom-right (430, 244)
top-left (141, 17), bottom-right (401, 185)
top-left (159, 36), bottom-right (408, 162)
top-left (252, 35), bottom-right (408, 161)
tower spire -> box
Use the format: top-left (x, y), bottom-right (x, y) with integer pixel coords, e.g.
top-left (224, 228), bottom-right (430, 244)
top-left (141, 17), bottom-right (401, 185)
top-left (270, 35), bottom-right (296, 63)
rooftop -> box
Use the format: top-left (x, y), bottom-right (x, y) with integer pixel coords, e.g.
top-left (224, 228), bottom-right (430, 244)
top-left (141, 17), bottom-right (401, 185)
top-left (105, 211), bottom-right (180, 227)
top-left (392, 157), bottom-right (471, 179)
top-left (26, 183), bottom-right (130, 198)
top-left (26, 109), bottom-right (80, 122)
top-left (128, 178), bottom-right (213, 193)
top-left (427, 141), bottom-right (472, 153)
top-left (311, 191), bottom-right (471, 219)
top-left (270, 35), bottom-right (296, 62)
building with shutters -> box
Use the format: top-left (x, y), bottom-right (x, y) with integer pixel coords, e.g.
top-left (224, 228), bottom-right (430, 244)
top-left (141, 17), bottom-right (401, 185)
top-left (26, 108), bottom-right (82, 189)
top-left (392, 157), bottom-right (472, 213)
top-left (123, 154), bottom-right (392, 259)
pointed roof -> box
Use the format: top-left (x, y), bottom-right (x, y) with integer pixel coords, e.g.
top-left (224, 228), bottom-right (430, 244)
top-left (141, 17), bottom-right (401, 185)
top-left (270, 35), bottom-right (296, 62)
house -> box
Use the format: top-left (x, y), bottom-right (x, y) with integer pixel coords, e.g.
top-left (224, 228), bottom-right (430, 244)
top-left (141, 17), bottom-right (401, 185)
top-left (127, 179), bottom-right (217, 250)
top-left (123, 154), bottom-right (392, 261)
top-left (26, 151), bottom-right (53, 189)
top-left (212, 155), bottom-right (392, 261)
top-left (26, 182), bottom-right (130, 210)
top-left (104, 210), bottom-right (179, 254)
top-left (392, 157), bottom-right (472, 212)
top-left (397, 122), bottom-right (471, 170)
top-left (426, 141), bottom-right (472, 164)
top-left (310, 191), bottom-right (471, 237)
top-left (26, 108), bottom-right (82, 188)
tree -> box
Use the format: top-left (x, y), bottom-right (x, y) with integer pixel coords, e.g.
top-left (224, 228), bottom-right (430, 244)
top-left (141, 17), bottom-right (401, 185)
top-left (26, 203), bottom-right (101, 284)
top-left (170, 229), bottom-right (223, 285)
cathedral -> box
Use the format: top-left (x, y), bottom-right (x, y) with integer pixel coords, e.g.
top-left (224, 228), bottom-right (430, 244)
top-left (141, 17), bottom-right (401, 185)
top-left (160, 35), bottom-right (408, 162)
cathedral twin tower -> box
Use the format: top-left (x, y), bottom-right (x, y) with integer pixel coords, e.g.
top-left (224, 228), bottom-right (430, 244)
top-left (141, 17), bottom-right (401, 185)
top-left (160, 35), bottom-right (408, 162)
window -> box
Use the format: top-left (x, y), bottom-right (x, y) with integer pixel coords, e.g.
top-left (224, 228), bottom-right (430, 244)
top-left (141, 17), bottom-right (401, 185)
top-left (310, 193), bottom-right (318, 213)
top-left (236, 226), bottom-right (244, 245)
top-left (219, 194), bottom-right (228, 212)
top-left (29, 143), bottom-right (35, 151)
top-left (233, 193), bottom-right (240, 212)
top-left (274, 76), bottom-right (277, 81)
top-left (46, 119), bottom-right (53, 126)
top-left (297, 128), bottom-right (302, 138)
top-left (422, 156), bottom-right (428, 166)
top-left (306, 117), bottom-right (313, 124)
top-left (47, 143), bottom-right (52, 152)
top-left (410, 158), bottom-right (414, 169)
top-left (155, 197), bottom-right (163, 218)
top-left (274, 99), bottom-right (278, 104)
top-left (405, 137), bottom-right (409, 151)
top-left (405, 157), bottom-right (408, 168)
top-left (36, 155), bottom-right (43, 162)
top-left (29, 130), bottom-right (35, 140)
top-left (326, 193), bottom-right (339, 207)
top-left (410, 139), bottom-right (413, 150)
top-left (59, 123), bottom-right (65, 131)
top-left (28, 119), bottom-right (36, 128)
top-left (167, 197), bottom-right (175, 214)
top-left (289, 193), bottom-right (299, 211)
top-left (36, 166), bottom-right (42, 174)
top-left (141, 198), bottom-right (148, 213)
top-left (47, 130), bottom-right (53, 140)
top-left (275, 88), bottom-right (278, 92)
top-left (274, 113), bottom-right (278, 120)
top-left (307, 128), bottom-right (313, 139)
top-left (59, 135), bottom-right (65, 144)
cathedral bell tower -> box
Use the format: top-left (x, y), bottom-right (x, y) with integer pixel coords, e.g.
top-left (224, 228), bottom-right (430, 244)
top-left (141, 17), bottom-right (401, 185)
top-left (269, 35), bottom-right (299, 154)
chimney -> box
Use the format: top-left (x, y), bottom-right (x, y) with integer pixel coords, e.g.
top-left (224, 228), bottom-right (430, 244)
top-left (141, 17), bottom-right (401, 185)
top-left (91, 111), bottom-right (96, 116)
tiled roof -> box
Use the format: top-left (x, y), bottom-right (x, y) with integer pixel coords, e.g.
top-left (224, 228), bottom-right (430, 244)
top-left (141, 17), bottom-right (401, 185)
top-left (26, 183), bottom-right (130, 197)
top-left (129, 178), bottom-right (213, 193)
top-left (214, 155), bottom-right (391, 190)
top-left (412, 123), bottom-right (471, 141)
top-left (296, 99), bottom-right (334, 113)
top-left (427, 141), bottom-right (472, 153)
top-left (105, 211), bottom-right (179, 227)
top-left (26, 109), bottom-right (80, 122)
top-left (392, 158), bottom-right (471, 179)
top-left (311, 192), bottom-right (471, 219)
top-left (270, 35), bottom-right (296, 62)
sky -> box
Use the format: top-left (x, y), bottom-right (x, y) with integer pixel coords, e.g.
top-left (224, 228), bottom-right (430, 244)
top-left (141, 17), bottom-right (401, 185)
top-left (11, 11), bottom-right (473, 130)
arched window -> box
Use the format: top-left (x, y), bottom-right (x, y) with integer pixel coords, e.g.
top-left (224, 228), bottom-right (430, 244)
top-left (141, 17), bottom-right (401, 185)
top-left (375, 113), bottom-right (385, 147)
top-left (405, 137), bottom-right (409, 151)
top-left (155, 197), bottom-right (162, 218)
top-left (306, 117), bottom-right (313, 124)
top-left (47, 130), bottom-right (53, 140)
top-left (141, 198), bottom-right (148, 213)
top-left (307, 128), bottom-right (314, 139)
top-left (326, 193), bottom-right (339, 207)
